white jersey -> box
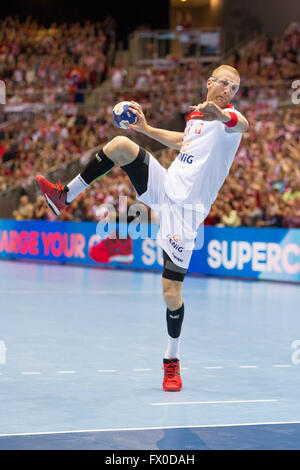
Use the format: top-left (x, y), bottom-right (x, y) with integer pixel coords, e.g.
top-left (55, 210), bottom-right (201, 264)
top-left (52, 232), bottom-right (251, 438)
top-left (164, 107), bottom-right (242, 215)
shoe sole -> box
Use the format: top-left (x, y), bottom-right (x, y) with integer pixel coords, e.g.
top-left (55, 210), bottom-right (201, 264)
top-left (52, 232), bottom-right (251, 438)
top-left (44, 193), bottom-right (61, 216)
top-left (163, 387), bottom-right (182, 392)
top-left (35, 180), bottom-right (61, 216)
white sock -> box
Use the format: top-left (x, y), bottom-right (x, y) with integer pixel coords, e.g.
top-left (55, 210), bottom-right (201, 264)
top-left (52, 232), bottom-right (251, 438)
top-left (66, 174), bottom-right (89, 203)
top-left (165, 335), bottom-right (180, 360)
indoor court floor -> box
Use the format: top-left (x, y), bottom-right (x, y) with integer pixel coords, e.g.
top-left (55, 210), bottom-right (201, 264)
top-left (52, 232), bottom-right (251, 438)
top-left (0, 259), bottom-right (299, 450)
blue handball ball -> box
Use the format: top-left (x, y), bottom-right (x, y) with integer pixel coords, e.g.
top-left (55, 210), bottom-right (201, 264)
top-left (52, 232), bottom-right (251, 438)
top-left (112, 101), bottom-right (138, 129)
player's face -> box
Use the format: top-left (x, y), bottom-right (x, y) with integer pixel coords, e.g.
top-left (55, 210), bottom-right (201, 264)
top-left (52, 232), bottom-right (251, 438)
top-left (206, 70), bottom-right (240, 108)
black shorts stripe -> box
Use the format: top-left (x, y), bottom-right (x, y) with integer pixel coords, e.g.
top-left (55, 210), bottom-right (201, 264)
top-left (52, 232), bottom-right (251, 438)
top-left (162, 250), bottom-right (187, 282)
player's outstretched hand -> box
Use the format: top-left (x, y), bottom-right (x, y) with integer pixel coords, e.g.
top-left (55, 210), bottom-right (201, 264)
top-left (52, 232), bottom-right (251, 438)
top-left (190, 101), bottom-right (227, 122)
top-left (127, 101), bottom-right (149, 133)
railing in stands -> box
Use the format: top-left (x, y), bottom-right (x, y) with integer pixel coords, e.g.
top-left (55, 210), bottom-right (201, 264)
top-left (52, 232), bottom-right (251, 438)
top-left (129, 28), bottom-right (222, 65)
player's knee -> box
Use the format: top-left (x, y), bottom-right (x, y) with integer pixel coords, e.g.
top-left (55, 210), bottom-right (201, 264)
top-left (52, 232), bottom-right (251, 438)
top-left (162, 279), bottom-right (182, 311)
top-left (110, 135), bottom-right (131, 149)
top-left (104, 136), bottom-right (139, 166)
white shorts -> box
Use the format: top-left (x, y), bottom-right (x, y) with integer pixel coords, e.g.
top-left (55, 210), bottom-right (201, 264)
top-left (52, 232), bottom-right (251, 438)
top-left (137, 152), bottom-right (206, 270)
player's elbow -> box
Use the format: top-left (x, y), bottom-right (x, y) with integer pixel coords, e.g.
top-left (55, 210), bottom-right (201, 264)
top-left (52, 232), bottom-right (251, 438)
top-left (234, 113), bottom-right (249, 133)
top-left (243, 119), bottom-right (249, 132)
top-left (234, 119), bottom-right (249, 133)
top-left (239, 115), bottom-right (249, 133)
top-left (169, 141), bottom-right (182, 150)
top-left (175, 138), bottom-right (183, 150)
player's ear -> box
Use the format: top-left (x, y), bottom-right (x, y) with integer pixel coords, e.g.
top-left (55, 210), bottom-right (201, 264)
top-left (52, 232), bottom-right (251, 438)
top-left (206, 77), bottom-right (213, 90)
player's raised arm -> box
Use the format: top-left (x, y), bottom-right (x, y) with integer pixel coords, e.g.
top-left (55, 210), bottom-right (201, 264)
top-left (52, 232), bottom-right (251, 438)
top-left (190, 101), bottom-right (249, 133)
top-left (127, 101), bottom-right (183, 150)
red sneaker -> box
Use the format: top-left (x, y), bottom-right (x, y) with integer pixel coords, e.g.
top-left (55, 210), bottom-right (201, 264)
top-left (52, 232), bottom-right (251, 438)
top-left (89, 233), bottom-right (134, 264)
top-left (36, 175), bottom-right (69, 216)
top-left (163, 358), bottom-right (182, 392)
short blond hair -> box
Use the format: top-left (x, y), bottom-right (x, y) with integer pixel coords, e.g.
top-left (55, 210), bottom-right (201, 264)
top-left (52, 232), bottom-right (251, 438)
top-left (212, 65), bottom-right (240, 80)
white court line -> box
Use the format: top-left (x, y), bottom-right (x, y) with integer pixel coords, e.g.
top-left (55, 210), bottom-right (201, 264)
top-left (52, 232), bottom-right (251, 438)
top-left (0, 289), bottom-right (204, 295)
top-left (240, 365), bottom-right (258, 369)
top-left (0, 290), bottom-right (149, 295)
top-left (1, 419), bottom-right (299, 438)
top-left (151, 399), bottom-right (278, 406)
top-left (0, 364), bottom-right (295, 377)
top-left (56, 371), bottom-right (76, 374)
top-left (204, 366), bottom-right (224, 369)
top-left (21, 372), bottom-right (41, 375)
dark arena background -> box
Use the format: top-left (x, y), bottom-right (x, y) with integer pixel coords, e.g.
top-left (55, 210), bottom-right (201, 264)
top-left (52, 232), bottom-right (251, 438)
top-left (0, 0), bottom-right (299, 453)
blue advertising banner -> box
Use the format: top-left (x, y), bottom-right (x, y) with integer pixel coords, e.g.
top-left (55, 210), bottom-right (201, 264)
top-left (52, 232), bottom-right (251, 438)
top-left (189, 226), bottom-right (300, 283)
top-left (0, 220), bottom-right (299, 283)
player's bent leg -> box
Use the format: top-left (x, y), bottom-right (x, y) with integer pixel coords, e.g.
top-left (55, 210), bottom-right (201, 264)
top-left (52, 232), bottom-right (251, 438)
top-left (35, 136), bottom-right (142, 215)
top-left (103, 136), bottom-right (140, 167)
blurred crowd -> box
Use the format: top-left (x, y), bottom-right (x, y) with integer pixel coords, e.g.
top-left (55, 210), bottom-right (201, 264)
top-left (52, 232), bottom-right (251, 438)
top-left (0, 106), bottom-right (119, 193)
top-left (229, 21), bottom-right (300, 101)
top-left (1, 18), bottom-right (299, 228)
top-left (0, 16), bottom-right (116, 104)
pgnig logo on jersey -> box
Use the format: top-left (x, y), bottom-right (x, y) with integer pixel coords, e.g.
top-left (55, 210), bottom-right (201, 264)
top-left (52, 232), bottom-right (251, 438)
top-left (172, 235), bottom-right (181, 243)
top-left (178, 152), bottom-right (194, 164)
top-left (168, 234), bottom-right (184, 253)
